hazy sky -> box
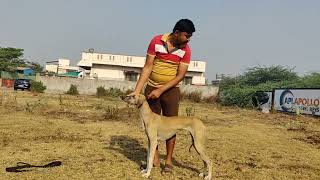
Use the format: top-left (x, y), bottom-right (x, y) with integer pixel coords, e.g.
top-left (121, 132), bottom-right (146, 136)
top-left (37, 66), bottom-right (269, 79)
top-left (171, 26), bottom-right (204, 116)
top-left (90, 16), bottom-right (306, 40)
top-left (1, 0), bottom-right (319, 80)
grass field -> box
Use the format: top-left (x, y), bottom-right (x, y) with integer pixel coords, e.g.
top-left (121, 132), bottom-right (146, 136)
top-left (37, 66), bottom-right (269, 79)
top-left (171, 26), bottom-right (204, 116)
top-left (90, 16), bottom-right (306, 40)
top-left (0, 90), bottom-right (319, 180)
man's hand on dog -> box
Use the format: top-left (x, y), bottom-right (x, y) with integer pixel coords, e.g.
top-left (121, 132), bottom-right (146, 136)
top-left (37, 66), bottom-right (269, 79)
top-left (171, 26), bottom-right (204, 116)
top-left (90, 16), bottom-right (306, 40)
top-left (147, 89), bottom-right (163, 99)
top-left (127, 91), bottom-right (139, 97)
top-left (127, 89), bottom-right (163, 100)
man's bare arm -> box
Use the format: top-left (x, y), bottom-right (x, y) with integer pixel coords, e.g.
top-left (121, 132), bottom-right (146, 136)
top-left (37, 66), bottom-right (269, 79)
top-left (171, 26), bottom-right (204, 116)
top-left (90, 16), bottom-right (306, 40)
top-left (131, 54), bottom-right (155, 95)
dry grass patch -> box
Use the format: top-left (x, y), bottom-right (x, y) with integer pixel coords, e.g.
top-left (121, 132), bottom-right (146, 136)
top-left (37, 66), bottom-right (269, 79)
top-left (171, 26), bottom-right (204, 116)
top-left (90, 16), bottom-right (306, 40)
top-left (0, 90), bottom-right (319, 179)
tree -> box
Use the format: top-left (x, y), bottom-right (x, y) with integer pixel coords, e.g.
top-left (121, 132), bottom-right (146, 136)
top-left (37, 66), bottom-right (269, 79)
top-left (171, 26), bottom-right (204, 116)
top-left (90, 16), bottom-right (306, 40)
top-left (26, 61), bottom-right (44, 73)
top-left (300, 72), bottom-right (320, 88)
top-left (0, 47), bottom-right (26, 72)
top-left (240, 65), bottom-right (299, 86)
top-left (0, 47), bottom-right (44, 73)
top-left (218, 65), bottom-right (300, 107)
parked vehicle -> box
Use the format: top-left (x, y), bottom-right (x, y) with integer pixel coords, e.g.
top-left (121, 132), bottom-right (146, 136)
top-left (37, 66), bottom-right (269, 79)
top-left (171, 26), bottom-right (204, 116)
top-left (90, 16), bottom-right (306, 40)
top-left (14, 79), bottom-right (31, 91)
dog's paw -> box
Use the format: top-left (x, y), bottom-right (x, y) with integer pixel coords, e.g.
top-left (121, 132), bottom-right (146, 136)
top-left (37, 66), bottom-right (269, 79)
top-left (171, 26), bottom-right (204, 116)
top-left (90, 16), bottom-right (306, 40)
top-left (140, 169), bottom-right (147, 174)
top-left (199, 173), bottom-right (211, 179)
top-left (141, 171), bottom-right (150, 178)
top-left (199, 172), bottom-right (205, 177)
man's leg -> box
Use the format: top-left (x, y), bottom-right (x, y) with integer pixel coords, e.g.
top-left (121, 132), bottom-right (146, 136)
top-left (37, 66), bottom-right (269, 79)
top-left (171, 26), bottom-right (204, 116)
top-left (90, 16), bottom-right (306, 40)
top-left (160, 87), bottom-right (180, 167)
top-left (165, 135), bottom-right (176, 165)
top-left (153, 147), bottom-right (160, 166)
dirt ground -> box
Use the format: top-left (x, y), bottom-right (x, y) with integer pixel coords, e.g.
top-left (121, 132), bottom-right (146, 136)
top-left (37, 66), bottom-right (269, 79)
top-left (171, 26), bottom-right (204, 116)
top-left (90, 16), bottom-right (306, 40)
top-left (0, 90), bottom-right (319, 180)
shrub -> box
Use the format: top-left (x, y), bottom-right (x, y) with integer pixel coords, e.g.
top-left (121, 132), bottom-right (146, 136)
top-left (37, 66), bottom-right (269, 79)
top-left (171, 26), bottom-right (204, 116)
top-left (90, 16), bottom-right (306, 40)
top-left (103, 106), bottom-right (120, 120)
top-left (203, 95), bottom-right (218, 104)
top-left (96, 87), bottom-right (133, 98)
top-left (106, 87), bottom-right (124, 97)
top-left (219, 86), bottom-right (256, 107)
top-left (30, 80), bottom-right (46, 93)
top-left (186, 106), bottom-right (195, 116)
top-left (187, 91), bottom-right (202, 103)
top-left (219, 76), bottom-right (242, 91)
top-left (180, 91), bottom-right (202, 103)
top-left (96, 86), bottom-right (107, 98)
top-left (66, 84), bottom-right (79, 95)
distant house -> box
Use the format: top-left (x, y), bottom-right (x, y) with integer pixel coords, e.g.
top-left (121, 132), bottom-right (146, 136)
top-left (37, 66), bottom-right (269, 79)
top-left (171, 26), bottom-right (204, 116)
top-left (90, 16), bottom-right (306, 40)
top-left (16, 67), bottom-right (34, 76)
top-left (77, 50), bottom-right (207, 85)
top-left (45, 58), bottom-right (80, 74)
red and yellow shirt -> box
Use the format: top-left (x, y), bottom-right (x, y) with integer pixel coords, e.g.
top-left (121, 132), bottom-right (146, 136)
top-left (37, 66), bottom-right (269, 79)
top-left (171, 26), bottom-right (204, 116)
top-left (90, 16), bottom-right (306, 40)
top-left (147, 33), bottom-right (191, 87)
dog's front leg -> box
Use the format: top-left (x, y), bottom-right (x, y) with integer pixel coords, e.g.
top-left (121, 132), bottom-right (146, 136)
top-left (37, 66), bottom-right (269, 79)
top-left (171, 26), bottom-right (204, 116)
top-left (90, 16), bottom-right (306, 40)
top-left (141, 133), bottom-right (151, 174)
top-left (141, 139), bottom-right (157, 178)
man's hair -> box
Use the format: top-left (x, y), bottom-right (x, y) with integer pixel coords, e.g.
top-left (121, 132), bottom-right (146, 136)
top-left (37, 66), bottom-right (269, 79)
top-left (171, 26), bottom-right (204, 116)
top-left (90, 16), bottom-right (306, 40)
top-left (173, 19), bottom-right (195, 34)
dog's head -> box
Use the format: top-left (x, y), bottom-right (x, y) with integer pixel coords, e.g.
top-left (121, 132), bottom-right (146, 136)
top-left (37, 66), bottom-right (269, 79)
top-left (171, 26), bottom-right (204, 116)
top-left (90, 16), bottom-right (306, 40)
top-left (121, 94), bottom-right (146, 108)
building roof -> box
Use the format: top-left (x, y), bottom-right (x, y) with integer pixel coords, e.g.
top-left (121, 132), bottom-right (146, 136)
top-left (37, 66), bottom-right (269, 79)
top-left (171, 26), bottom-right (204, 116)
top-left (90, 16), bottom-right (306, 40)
top-left (57, 71), bottom-right (80, 77)
top-left (16, 67), bottom-right (32, 70)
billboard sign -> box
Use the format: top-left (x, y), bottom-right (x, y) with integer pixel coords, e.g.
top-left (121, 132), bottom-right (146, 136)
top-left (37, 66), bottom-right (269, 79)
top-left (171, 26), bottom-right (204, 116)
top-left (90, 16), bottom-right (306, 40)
top-left (273, 89), bottom-right (320, 116)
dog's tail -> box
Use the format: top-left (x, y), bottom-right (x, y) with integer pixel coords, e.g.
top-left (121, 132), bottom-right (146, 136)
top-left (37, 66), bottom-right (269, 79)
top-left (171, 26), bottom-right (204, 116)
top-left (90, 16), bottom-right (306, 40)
top-left (189, 132), bottom-right (200, 154)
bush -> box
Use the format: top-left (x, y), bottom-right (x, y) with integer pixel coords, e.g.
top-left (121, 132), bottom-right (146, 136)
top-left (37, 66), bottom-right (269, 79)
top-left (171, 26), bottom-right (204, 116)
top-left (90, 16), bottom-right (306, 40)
top-left (180, 91), bottom-right (202, 103)
top-left (219, 86), bottom-right (256, 107)
top-left (30, 80), bottom-right (46, 93)
top-left (218, 76), bottom-right (242, 91)
top-left (106, 87), bottom-right (124, 97)
top-left (187, 91), bottom-right (202, 103)
top-left (96, 86), bottom-right (107, 98)
top-left (186, 106), bottom-right (195, 116)
top-left (96, 87), bottom-right (133, 98)
top-left (103, 106), bottom-right (120, 120)
top-left (203, 95), bottom-right (218, 104)
top-left (66, 84), bottom-right (79, 95)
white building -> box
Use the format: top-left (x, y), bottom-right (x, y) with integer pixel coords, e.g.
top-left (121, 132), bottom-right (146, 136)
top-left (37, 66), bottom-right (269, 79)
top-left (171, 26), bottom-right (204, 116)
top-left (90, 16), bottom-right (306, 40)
top-left (77, 51), bottom-right (206, 85)
top-left (45, 58), bottom-right (80, 74)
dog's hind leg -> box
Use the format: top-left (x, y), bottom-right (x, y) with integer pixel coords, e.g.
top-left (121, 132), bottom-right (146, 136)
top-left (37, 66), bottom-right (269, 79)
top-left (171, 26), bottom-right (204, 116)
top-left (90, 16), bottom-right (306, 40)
top-left (192, 130), bottom-right (212, 180)
top-left (194, 143), bottom-right (212, 180)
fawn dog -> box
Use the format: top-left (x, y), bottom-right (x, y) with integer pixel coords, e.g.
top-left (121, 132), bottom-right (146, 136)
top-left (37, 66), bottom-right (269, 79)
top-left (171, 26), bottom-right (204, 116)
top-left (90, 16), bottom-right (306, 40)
top-left (122, 94), bottom-right (212, 179)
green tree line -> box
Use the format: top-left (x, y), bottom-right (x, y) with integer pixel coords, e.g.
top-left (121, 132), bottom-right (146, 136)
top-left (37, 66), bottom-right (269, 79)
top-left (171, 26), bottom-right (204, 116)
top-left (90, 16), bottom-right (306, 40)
top-left (218, 65), bottom-right (320, 107)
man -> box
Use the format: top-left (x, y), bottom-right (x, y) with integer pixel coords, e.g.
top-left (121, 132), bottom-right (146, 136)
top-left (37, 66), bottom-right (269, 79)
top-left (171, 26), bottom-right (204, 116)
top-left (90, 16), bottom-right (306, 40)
top-left (128, 19), bottom-right (195, 173)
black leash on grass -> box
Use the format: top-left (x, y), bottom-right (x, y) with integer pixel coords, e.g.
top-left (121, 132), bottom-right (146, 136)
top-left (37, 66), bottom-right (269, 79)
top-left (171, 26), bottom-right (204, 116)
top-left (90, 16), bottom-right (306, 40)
top-left (6, 161), bottom-right (62, 172)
